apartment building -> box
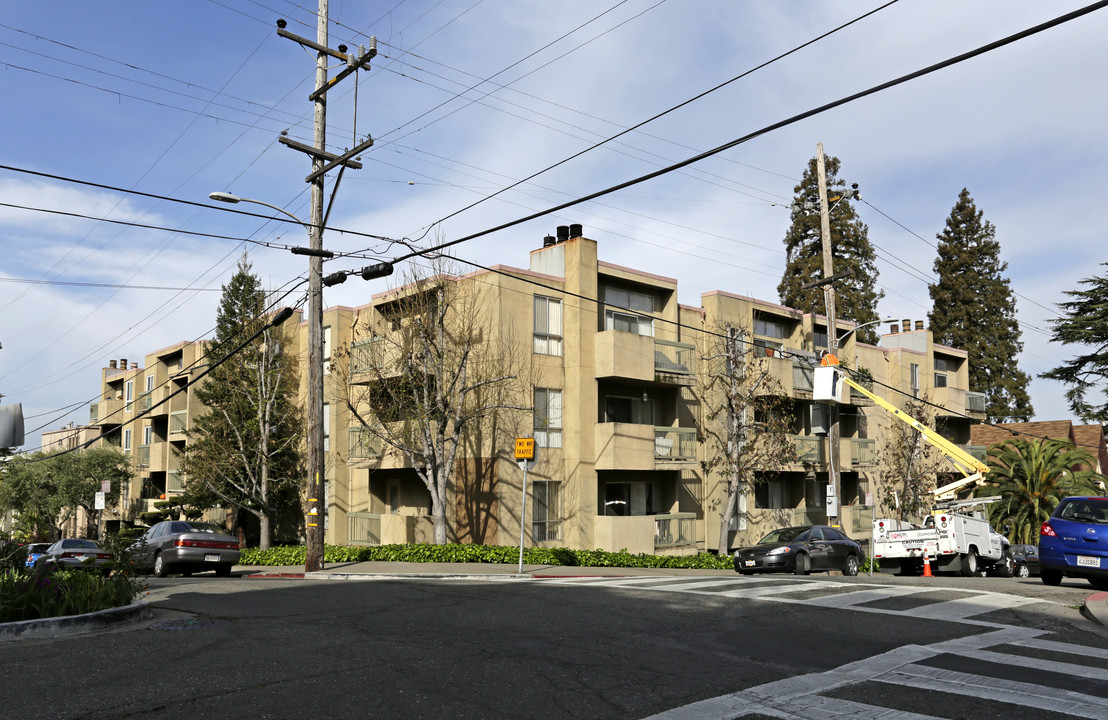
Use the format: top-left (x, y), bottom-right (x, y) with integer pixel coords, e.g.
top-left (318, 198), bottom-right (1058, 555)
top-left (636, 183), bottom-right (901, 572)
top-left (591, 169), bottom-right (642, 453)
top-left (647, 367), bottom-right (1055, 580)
top-left (87, 227), bottom-right (986, 555)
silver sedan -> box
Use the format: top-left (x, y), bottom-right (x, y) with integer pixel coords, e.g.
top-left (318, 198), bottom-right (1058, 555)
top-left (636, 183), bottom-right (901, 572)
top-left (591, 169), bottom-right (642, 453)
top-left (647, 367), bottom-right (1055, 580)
top-left (131, 521), bottom-right (241, 577)
top-left (38, 539), bottom-right (115, 576)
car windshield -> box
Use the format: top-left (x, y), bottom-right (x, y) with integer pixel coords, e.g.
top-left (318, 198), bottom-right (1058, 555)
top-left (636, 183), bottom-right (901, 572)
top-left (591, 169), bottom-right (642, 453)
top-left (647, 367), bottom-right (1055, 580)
top-left (1058, 498), bottom-right (1108, 523)
top-left (759, 527), bottom-right (810, 544)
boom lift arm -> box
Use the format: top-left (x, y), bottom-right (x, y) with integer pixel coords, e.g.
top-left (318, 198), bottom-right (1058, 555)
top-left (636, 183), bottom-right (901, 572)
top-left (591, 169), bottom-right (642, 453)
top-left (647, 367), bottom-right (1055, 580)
top-left (814, 365), bottom-right (988, 502)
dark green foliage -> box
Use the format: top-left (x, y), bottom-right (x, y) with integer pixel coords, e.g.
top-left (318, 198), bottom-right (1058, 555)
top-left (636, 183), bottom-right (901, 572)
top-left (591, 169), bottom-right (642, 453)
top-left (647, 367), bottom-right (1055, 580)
top-left (778, 154), bottom-right (882, 344)
top-left (0, 568), bottom-right (145, 623)
top-left (239, 543), bottom-right (735, 570)
top-left (179, 254), bottom-right (304, 548)
top-left (1041, 263), bottom-right (1108, 424)
top-left (928, 189), bottom-right (1033, 422)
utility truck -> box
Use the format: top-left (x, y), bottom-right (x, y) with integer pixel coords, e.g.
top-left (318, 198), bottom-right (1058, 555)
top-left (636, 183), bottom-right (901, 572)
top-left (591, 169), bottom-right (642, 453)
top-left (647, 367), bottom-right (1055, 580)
top-left (814, 364), bottom-right (1012, 577)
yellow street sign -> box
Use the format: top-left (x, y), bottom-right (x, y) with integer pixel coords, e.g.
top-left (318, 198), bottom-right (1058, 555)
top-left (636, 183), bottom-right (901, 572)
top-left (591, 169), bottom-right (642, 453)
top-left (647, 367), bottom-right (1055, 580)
top-left (515, 437), bottom-right (535, 460)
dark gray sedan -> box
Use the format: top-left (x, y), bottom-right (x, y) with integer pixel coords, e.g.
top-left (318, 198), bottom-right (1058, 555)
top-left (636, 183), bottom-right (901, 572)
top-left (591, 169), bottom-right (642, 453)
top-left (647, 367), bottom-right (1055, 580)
top-left (38, 539), bottom-right (115, 575)
top-left (131, 521), bottom-right (241, 577)
top-left (733, 525), bottom-right (866, 576)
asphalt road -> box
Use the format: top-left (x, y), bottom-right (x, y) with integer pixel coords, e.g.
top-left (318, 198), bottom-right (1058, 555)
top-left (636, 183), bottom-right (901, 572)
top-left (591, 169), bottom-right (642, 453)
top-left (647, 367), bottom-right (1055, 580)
top-left (3, 571), bottom-right (1107, 719)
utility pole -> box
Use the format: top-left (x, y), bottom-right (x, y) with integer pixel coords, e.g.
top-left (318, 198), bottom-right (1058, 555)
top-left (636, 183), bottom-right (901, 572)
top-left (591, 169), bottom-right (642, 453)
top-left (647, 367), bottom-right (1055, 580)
top-left (816, 142), bottom-right (841, 528)
top-left (276, 2), bottom-right (377, 572)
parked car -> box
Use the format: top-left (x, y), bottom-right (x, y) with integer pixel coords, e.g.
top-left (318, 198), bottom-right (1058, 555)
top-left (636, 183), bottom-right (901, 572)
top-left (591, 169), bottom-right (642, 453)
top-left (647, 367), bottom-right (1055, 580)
top-left (38, 539), bottom-right (115, 575)
top-left (1010, 543), bottom-right (1040, 578)
top-left (734, 525), bottom-right (866, 576)
top-left (23, 542), bottom-right (52, 569)
top-left (1039, 496), bottom-right (1108, 590)
top-left (131, 521), bottom-right (241, 577)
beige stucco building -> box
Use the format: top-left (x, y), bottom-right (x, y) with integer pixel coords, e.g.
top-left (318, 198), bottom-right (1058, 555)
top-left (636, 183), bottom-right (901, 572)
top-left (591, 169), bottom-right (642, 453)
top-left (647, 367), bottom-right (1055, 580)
top-left (86, 227), bottom-right (987, 555)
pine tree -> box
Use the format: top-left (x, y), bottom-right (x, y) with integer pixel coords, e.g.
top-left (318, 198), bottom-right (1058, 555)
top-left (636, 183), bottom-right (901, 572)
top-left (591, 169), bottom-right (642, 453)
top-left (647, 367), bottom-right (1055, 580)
top-left (1040, 263), bottom-right (1108, 424)
top-left (927, 189), bottom-right (1033, 422)
top-left (778, 154), bottom-right (882, 344)
top-left (179, 254), bottom-right (304, 549)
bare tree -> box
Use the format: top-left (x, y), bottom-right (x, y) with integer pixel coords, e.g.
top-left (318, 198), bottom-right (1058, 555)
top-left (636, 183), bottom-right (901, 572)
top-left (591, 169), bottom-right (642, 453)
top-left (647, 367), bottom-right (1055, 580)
top-left (333, 263), bottom-right (528, 545)
top-left (696, 324), bottom-right (797, 554)
top-left (875, 393), bottom-right (943, 524)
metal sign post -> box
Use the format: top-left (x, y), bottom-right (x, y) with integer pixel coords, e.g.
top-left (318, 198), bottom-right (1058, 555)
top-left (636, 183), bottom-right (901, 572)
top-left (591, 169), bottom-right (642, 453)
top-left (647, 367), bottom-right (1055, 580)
top-left (515, 438), bottom-right (536, 573)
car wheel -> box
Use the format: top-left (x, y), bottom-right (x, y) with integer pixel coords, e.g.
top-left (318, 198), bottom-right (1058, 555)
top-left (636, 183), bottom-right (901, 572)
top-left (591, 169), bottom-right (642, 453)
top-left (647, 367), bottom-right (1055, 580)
top-left (1041, 568), bottom-right (1063, 586)
top-left (793, 553), bottom-right (810, 576)
top-left (1016, 563), bottom-right (1030, 579)
top-left (1089, 577), bottom-right (1108, 591)
top-left (153, 553), bottom-right (170, 578)
top-left (843, 554), bottom-right (859, 577)
top-left (996, 551), bottom-right (1014, 578)
top-left (959, 549), bottom-right (978, 577)
top-left (215, 563), bottom-right (232, 578)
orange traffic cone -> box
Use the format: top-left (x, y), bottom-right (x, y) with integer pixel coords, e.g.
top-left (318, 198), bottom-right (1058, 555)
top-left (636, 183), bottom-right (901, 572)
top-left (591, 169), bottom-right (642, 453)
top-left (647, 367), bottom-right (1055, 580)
top-left (922, 554), bottom-right (933, 577)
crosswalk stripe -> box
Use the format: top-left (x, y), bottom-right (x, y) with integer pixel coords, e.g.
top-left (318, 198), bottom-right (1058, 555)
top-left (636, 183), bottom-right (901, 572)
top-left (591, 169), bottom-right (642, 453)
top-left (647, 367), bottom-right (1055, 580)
top-left (875, 663), bottom-right (1108, 719)
top-left (713, 580), bottom-right (841, 598)
top-left (796, 585), bottom-right (936, 607)
top-left (905, 592), bottom-right (1039, 620)
top-left (951, 647), bottom-right (1108, 682)
top-left (1010, 636), bottom-right (1108, 660)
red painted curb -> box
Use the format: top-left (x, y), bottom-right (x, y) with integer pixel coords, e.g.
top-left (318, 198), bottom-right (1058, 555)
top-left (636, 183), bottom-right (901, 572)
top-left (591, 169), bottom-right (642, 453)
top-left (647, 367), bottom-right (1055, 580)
top-left (1088, 591), bottom-right (1108, 602)
top-left (245, 573), bottom-right (305, 579)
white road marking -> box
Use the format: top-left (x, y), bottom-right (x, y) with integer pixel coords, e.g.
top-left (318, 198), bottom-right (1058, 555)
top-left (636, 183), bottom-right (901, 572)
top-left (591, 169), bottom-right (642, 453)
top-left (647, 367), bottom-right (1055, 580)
top-left (906, 592), bottom-right (1040, 620)
top-left (1008, 636), bottom-right (1108, 660)
top-left (950, 647), bottom-right (1108, 682)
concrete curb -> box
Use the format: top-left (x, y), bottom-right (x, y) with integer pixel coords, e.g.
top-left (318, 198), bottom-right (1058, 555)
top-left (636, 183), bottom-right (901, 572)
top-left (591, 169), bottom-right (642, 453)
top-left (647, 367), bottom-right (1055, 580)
top-left (1082, 591), bottom-right (1108, 626)
top-left (0, 601), bottom-right (153, 642)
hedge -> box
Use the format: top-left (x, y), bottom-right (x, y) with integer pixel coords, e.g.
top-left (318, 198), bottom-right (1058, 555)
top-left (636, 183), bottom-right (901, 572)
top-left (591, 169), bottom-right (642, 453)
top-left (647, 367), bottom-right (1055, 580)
top-left (239, 543), bottom-right (734, 571)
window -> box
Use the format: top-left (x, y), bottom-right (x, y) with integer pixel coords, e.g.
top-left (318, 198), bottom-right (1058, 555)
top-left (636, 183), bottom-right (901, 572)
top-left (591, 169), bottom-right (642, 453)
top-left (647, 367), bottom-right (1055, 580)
top-left (813, 327), bottom-right (828, 349)
top-left (123, 428), bottom-right (132, 452)
top-left (603, 482), bottom-right (653, 516)
top-left (754, 316), bottom-right (787, 339)
top-left (145, 375), bottom-right (154, 392)
top-left (322, 403), bottom-right (330, 453)
top-left (323, 326), bottom-right (332, 374)
top-left (533, 296), bottom-right (563, 356)
top-left (533, 388), bottom-right (562, 448)
top-left (604, 286), bottom-right (654, 313)
top-left (935, 373), bottom-right (948, 388)
top-left (604, 395), bottom-right (654, 425)
top-left (125, 380), bottom-right (134, 411)
top-left (910, 363), bottom-right (920, 397)
top-left (532, 481), bottom-right (562, 541)
top-left (143, 425), bottom-right (152, 446)
top-left (935, 356), bottom-right (954, 388)
top-left (604, 309), bottom-right (653, 337)
top-left (755, 479), bottom-right (788, 509)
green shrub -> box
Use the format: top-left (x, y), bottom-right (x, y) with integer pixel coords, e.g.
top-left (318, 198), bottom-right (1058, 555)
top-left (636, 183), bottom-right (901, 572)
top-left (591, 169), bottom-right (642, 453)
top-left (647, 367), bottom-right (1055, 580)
top-left (239, 543), bottom-right (734, 571)
top-left (0, 567), bottom-right (145, 623)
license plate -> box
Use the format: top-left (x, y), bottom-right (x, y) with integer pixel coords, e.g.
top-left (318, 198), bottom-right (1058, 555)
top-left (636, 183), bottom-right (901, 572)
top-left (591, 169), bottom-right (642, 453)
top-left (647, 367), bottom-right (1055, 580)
top-left (743, 560), bottom-right (755, 567)
top-left (204, 554), bottom-right (220, 563)
top-left (1077, 556), bottom-right (1101, 568)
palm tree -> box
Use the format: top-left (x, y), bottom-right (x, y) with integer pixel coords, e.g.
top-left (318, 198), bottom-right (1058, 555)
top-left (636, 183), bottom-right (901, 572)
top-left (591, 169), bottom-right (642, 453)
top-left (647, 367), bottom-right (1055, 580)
top-left (985, 438), bottom-right (1105, 543)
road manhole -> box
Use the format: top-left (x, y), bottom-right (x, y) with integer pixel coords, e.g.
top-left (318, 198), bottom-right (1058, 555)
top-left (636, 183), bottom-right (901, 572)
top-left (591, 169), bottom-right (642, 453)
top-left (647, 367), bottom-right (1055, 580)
top-left (149, 618), bottom-right (228, 631)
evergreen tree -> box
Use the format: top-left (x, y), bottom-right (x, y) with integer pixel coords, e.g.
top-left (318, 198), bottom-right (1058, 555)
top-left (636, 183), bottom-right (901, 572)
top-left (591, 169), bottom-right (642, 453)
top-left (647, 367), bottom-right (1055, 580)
top-left (927, 189), bottom-right (1033, 422)
top-left (179, 254), bottom-right (304, 549)
top-left (778, 154), bottom-right (882, 344)
top-left (1040, 263), bottom-right (1108, 424)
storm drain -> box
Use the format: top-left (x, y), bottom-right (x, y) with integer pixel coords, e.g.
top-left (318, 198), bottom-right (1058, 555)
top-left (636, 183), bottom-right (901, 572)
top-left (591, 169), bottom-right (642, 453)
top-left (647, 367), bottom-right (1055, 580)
top-left (149, 617), bottom-right (228, 631)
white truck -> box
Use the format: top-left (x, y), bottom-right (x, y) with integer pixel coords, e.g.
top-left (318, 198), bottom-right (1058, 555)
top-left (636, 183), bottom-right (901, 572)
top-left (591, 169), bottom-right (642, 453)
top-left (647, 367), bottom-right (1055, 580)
top-left (815, 364), bottom-right (1013, 577)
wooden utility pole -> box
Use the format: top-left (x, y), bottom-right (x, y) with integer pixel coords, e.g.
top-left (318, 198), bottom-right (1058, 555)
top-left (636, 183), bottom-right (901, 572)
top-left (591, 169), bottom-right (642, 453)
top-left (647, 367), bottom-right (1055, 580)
top-left (816, 142), bottom-right (841, 527)
top-left (276, 1), bottom-right (377, 572)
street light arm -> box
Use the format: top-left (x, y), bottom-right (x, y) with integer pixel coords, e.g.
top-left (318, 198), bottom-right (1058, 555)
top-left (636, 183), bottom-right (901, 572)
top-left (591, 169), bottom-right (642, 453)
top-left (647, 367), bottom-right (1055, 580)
top-left (209, 192), bottom-right (311, 232)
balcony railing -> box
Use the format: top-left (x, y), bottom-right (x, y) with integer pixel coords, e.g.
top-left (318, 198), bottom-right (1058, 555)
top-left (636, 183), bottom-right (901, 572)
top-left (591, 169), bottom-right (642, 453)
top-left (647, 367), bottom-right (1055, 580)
top-left (654, 339), bottom-right (695, 380)
top-left (348, 426), bottom-right (382, 459)
top-left (793, 364), bottom-right (814, 395)
top-left (348, 512), bottom-right (381, 546)
top-left (350, 337), bottom-right (385, 375)
top-left (170, 411), bottom-right (188, 435)
top-left (137, 445), bottom-right (151, 467)
top-left (966, 391), bottom-right (986, 414)
top-left (139, 392), bottom-right (153, 411)
top-left (653, 427), bottom-right (697, 461)
top-left (966, 445), bottom-right (987, 462)
top-left (654, 513), bottom-right (697, 548)
top-left (793, 435), bottom-right (825, 464)
top-left (851, 438), bottom-right (876, 466)
top-left (167, 471), bottom-right (185, 494)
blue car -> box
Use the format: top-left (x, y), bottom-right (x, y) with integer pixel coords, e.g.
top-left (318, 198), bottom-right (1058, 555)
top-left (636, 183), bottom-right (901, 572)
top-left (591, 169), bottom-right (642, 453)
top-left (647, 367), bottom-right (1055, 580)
top-left (24, 543), bottom-right (51, 569)
top-left (1039, 496), bottom-right (1108, 590)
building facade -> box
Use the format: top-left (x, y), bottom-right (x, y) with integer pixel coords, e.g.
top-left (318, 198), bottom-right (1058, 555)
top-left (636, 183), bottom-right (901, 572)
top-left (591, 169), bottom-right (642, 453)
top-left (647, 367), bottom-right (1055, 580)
top-left (88, 228), bottom-right (987, 553)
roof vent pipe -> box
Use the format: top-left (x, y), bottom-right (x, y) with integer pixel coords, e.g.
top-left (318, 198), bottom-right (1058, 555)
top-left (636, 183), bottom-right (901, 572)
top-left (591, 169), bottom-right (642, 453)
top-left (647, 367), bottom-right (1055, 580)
top-left (901, 319), bottom-right (911, 332)
top-left (543, 235), bottom-right (556, 247)
top-left (569, 223), bottom-right (583, 238)
top-left (109, 360), bottom-right (117, 369)
top-left (556, 225), bottom-right (569, 242)
top-left (915, 320), bottom-right (924, 331)
top-left (888, 323), bottom-right (898, 334)
top-left (120, 358), bottom-right (127, 370)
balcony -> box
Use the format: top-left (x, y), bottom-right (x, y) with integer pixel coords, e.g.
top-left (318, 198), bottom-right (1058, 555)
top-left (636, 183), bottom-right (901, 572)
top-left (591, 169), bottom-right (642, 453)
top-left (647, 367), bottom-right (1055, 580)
top-left (90, 396), bottom-right (124, 426)
top-left (654, 513), bottom-right (697, 549)
top-left (965, 445), bottom-right (987, 463)
top-left (167, 471), bottom-right (186, 494)
top-left (349, 337), bottom-right (414, 382)
top-left (137, 445), bottom-right (151, 468)
top-left (170, 410), bottom-right (188, 435)
top-left (793, 435), bottom-right (826, 465)
top-left (593, 513), bottom-right (698, 555)
top-left (966, 391), bottom-right (986, 417)
top-left (348, 426), bottom-right (383, 461)
top-left (653, 340), bottom-right (696, 385)
top-left (851, 438), bottom-right (876, 466)
top-left (595, 423), bottom-right (697, 470)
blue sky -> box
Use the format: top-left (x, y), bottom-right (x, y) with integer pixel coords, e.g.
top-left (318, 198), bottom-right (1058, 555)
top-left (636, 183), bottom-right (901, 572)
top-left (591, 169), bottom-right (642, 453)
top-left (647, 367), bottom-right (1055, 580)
top-left (2, 1), bottom-right (1106, 447)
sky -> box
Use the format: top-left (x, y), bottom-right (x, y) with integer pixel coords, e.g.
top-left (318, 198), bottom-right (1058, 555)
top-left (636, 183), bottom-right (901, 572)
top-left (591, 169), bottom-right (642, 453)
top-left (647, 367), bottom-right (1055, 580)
top-left (2, 0), bottom-right (1106, 449)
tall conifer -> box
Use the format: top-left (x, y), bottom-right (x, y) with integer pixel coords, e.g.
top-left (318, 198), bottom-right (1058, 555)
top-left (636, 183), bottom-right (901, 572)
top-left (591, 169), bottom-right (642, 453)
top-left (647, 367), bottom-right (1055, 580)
top-left (928, 189), bottom-right (1033, 422)
top-left (778, 154), bottom-right (882, 344)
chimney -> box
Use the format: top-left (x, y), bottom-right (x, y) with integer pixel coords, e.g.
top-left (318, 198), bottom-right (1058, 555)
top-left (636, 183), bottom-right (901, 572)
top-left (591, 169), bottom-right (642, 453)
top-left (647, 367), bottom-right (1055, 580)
top-left (915, 320), bottom-right (924, 331)
top-left (569, 223), bottom-right (583, 239)
top-left (901, 319), bottom-right (911, 333)
top-left (556, 225), bottom-right (569, 243)
top-left (542, 235), bottom-right (556, 247)
top-left (120, 358), bottom-right (127, 370)
top-left (132, 362), bottom-right (139, 370)
top-left (888, 323), bottom-right (898, 334)
top-left (109, 360), bottom-right (117, 369)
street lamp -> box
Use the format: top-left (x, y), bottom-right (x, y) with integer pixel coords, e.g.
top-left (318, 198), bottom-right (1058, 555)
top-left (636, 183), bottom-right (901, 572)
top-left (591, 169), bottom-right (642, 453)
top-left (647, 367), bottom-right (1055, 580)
top-left (837, 316), bottom-right (894, 347)
top-left (210, 189), bottom-right (327, 571)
